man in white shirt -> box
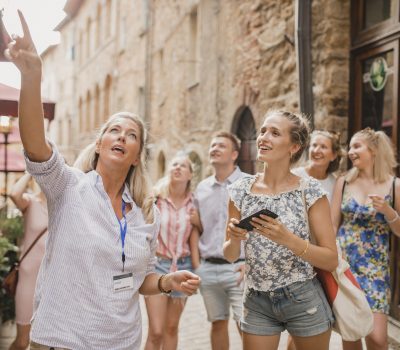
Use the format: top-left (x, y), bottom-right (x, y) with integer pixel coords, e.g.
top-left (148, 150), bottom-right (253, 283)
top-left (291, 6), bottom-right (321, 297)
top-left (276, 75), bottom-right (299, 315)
top-left (192, 131), bottom-right (246, 350)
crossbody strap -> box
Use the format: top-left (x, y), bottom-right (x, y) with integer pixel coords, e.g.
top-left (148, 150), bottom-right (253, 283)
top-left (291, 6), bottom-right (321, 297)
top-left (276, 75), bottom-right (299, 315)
top-left (300, 185), bottom-right (314, 244)
top-left (392, 176), bottom-right (396, 208)
top-left (18, 227), bottom-right (47, 265)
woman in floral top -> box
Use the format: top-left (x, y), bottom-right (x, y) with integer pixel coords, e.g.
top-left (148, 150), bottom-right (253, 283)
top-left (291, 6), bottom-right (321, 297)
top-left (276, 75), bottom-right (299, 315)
top-left (223, 110), bottom-right (338, 350)
top-left (331, 128), bottom-right (400, 350)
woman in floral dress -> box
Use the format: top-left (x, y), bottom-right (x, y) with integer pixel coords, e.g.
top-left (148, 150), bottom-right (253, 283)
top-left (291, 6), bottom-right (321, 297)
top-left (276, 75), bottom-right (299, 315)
top-left (331, 128), bottom-right (400, 350)
top-left (223, 110), bottom-right (338, 350)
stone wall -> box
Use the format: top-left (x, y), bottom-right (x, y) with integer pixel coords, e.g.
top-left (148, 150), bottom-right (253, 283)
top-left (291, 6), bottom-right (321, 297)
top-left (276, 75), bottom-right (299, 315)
top-left (312, 0), bottom-right (350, 140)
top-left (147, 0), bottom-right (350, 181)
top-left (42, 0), bottom-right (147, 160)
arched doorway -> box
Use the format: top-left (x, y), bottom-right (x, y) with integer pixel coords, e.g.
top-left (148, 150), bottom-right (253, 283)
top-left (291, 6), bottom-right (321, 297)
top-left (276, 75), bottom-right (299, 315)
top-left (231, 106), bottom-right (257, 174)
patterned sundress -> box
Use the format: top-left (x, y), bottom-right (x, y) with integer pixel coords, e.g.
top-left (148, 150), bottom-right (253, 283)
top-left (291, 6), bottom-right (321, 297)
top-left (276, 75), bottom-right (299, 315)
top-left (337, 184), bottom-right (392, 314)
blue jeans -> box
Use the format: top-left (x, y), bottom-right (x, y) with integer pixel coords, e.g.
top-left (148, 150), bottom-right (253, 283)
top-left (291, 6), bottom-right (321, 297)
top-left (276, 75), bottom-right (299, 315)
top-left (241, 278), bottom-right (334, 337)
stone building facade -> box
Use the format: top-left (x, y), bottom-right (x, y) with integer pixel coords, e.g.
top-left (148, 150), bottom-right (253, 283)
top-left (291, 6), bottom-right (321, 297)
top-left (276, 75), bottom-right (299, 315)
top-left (42, 0), bottom-right (350, 178)
top-left (42, 0), bottom-right (149, 163)
top-left (41, 0), bottom-right (400, 323)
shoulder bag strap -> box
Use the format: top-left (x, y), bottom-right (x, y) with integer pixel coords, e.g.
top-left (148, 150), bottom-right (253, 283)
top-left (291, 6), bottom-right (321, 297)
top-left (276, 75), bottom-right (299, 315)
top-left (392, 176), bottom-right (396, 208)
top-left (18, 227), bottom-right (47, 265)
top-left (341, 180), bottom-right (347, 201)
top-left (300, 181), bottom-right (315, 244)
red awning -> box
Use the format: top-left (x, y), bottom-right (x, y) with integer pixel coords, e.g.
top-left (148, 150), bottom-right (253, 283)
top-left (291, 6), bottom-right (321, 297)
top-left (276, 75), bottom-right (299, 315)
top-left (0, 82), bottom-right (55, 120)
top-left (0, 145), bottom-right (25, 172)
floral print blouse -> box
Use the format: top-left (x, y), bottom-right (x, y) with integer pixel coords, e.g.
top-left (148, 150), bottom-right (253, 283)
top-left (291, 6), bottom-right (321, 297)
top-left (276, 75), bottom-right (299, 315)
top-left (228, 174), bottom-right (327, 291)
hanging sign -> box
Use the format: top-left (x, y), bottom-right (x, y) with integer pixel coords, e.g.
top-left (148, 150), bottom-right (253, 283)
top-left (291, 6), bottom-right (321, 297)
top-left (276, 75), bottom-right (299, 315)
top-left (363, 57), bottom-right (389, 92)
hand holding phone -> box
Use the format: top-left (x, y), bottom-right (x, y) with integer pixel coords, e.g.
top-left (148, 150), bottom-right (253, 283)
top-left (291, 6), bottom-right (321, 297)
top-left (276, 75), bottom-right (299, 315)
top-left (236, 208), bottom-right (278, 231)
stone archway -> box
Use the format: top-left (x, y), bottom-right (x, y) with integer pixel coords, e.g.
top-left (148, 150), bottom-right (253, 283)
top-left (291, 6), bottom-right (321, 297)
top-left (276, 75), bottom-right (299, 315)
top-left (231, 106), bottom-right (257, 175)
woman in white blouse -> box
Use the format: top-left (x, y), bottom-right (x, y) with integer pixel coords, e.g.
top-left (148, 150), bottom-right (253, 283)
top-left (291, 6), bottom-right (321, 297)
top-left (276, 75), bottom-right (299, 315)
top-left (292, 130), bottom-right (345, 202)
top-left (287, 130), bottom-right (344, 350)
top-left (5, 11), bottom-right (200, 350)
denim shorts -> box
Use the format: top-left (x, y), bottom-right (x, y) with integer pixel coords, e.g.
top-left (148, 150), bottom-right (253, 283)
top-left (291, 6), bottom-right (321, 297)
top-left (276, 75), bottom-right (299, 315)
top-left (241, 277), bottom-right (334, 337)
top-left (155, 256), bottom-right (192, 298)
top-left (195, 260), bottom-right (244, 322)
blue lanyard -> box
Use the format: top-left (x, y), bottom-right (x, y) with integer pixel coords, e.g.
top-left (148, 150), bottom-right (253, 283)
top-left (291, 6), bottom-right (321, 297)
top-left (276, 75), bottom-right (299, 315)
top-left (116, 201), bottom-right (127, 272)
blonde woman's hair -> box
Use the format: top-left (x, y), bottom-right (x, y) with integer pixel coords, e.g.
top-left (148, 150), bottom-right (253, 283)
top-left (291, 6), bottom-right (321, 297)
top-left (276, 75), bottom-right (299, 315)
top-left (264, 110), bottom-right (311, 164)
top-left (310, 130), bottom-right (346, 174)
top-left (154, 153), bottom-right (194, 199)
top-left (346, 127), bottom-right (397, 183)
top-left (73, 112), bottom-right (155, 223)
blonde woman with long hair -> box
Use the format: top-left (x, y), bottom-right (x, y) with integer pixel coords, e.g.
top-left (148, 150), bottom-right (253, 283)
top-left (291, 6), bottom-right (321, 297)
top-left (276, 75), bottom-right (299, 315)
top-left (331, 128), bottom-right (400, 350)
top-left (145, 153), bottom-right (199, 350)
top-left (6, 11), bottom-right (200, 350)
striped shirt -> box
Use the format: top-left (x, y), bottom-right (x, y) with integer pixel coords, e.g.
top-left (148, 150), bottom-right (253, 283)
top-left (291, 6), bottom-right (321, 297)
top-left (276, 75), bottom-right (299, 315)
top-left (156, 195), bottom-right (194, 271)
top-left (194, 167), bottom-right (246, 259)
top-left (25, 144), bottom-right (160, 350)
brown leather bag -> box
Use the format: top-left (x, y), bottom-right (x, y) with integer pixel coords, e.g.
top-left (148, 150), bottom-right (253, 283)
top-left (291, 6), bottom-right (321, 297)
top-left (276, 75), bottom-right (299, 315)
top-left (2, 227), bottom-right (47, 297)
top-left (3, 263), bottom-right (18, 296)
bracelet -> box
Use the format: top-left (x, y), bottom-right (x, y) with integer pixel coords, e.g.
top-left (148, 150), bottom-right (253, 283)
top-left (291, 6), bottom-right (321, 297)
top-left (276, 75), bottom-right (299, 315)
top-left (157, 274), bottom-right (172, 295)
top-left (386, 211), bottom-right (399, 224)
top-left (297, 240), bottom-right (309, 258)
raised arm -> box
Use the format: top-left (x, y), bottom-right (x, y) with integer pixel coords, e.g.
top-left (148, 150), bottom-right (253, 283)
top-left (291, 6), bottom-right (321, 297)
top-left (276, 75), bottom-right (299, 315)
top-left (9, 172), bottom-right (31, 211)
top-left (5, 11), bottom-right (51, 162)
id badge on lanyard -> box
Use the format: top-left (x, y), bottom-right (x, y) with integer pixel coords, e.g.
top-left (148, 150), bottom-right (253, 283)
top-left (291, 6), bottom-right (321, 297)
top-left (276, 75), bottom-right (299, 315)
top-left (113, 200), bottom-right (133, 292)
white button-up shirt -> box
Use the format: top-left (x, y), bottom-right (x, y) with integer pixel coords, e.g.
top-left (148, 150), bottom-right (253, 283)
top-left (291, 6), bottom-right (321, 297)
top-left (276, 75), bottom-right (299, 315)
top-left (194, 167), bottom-right (246, 259)
top-left (25, 145), bottom-right (160, 350)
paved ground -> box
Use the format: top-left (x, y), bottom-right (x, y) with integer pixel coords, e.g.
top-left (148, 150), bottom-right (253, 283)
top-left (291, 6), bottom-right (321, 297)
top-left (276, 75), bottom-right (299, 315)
top-left (1, 293), bottom-right (398, 349)
top-left (140, 293), bottom-right (344, 350)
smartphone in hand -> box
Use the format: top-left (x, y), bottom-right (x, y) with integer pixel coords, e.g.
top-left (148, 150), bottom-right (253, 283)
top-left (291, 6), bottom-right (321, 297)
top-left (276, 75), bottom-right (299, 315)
top-left (236, 208), bottom-right (278, 231)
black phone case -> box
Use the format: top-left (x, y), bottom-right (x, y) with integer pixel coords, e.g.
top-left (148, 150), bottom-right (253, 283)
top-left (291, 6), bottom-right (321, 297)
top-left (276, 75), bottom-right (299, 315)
top-left (236, 208), bottom-right (278, 231)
